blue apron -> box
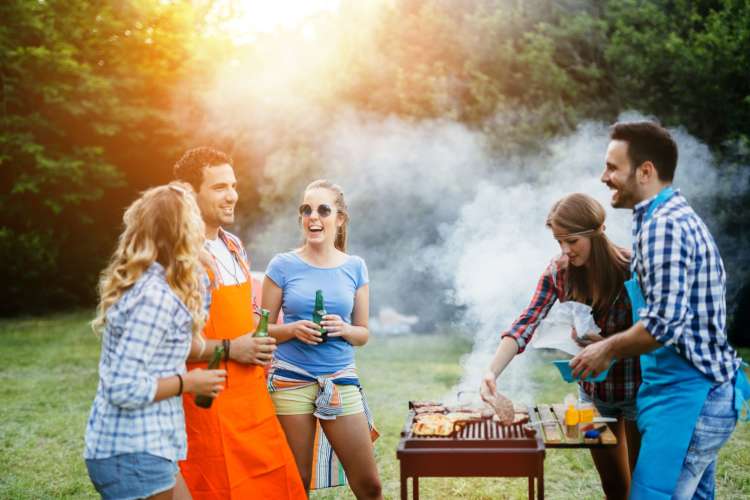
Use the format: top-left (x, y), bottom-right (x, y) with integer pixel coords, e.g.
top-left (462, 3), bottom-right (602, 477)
top-left (626, 188), bottom-right (750, 499)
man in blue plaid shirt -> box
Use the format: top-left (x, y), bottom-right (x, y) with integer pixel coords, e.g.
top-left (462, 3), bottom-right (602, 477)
top-left (571, 121), bottom-right (744, 499)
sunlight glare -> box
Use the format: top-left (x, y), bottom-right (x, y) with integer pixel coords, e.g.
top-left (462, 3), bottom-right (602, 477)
top-left (213, 0), bottom-right (341, 43)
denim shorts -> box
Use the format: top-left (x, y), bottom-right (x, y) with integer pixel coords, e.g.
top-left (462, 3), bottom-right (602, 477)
top-left (85, 452), bottom-right (178, 500)
top-left (578, 386), bottom-right (638, 421)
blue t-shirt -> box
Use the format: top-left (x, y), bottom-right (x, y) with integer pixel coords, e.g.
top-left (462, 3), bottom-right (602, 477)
top-left (265, 251), bottom-right (369, 375)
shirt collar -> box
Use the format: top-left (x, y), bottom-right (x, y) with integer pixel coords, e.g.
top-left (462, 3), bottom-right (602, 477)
top-left (633, 195), bottom-right (655, 217)
top-left (633, 186), bottom-right (679, 217)
top-left (217, 227), bottom-right (237, 252)
top-left (146, 261), bottom-right (166, 277)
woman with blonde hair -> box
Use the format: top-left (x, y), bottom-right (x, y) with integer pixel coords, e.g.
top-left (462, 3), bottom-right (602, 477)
top-left (262, 179), bottom-right (382, 499)
top-left (480, 193), bottom-right (641, 500)
top-left (84, 183), bottom-right (226, 500)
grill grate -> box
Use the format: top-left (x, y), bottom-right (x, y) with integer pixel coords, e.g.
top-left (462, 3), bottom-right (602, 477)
top-left (409, 418), bottom-right (528, 440)
top-left (403, 413), bottom-right (537, 449)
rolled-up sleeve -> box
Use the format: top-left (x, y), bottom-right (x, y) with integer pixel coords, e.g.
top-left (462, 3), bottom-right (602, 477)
top-left (639, 218), bottom-right (692, 347)
top-left (502, 262), bottom-right (560, 353)
top-left (101, 289), bottom-right (173, 409)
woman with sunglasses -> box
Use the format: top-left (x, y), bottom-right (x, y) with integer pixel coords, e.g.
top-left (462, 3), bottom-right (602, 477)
top-left (262, 179), bottom-right (382, 499)
top-left (479, 193), bottom-right (641, 500)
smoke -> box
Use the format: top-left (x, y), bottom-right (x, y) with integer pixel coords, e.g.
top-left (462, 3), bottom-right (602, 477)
top-left (234, 111), bottom-right (744, 405)
top-left (180, 8), bottom-right (748, 403)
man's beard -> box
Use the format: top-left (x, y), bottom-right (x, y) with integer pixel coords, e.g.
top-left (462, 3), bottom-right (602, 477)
top-left (610, 175), bottom-right (638, 209)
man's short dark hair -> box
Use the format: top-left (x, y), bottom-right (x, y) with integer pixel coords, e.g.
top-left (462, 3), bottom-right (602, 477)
top-left (173, 147), bottom-right (233, 191)
top-left (609, 121), bottom-right (678, 182)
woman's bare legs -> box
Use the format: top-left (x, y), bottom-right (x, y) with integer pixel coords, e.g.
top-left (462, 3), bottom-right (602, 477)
top-left (590, 417), bottom-right (633, 500)
top-left (320, 413), bottom-right (382, 500)
top-left (277, 414), bottom-right (318, 493)
top-left (172, 472), bottom-right (192, 500)
top-left (624, 419), bottom-right (641, 473)
top-left (147, 472), bottom-right (191, 500)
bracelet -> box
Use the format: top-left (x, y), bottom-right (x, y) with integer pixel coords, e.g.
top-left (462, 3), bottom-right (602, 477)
top-left (176, 373), bottom-right (184, 396)
top-left (222, 339), bottom-right (231, 362)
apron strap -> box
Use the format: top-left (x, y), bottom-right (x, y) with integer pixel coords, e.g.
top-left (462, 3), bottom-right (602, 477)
top-left (736, 362), bottom-right (750, 422)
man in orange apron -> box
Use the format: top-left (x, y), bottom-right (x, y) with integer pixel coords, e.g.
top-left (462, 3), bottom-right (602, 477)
top-left (174, 147), bottom-right (305, 499)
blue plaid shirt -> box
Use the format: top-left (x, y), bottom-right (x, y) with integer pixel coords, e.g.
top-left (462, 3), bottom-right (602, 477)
top-left (84, 263), bottom-right (208, 461)
top-left (633, 189), bottom-right (740, 383)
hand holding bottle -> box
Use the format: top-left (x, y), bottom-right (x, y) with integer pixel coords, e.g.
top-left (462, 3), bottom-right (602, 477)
top-left (288, 320), bottom-right (324, 345)
top-left (320, 314), bottom-right (351, 339)
top-left (231, 333), bottom-right (276, 364)
top-left (184, 368), bottom-right (226, 398)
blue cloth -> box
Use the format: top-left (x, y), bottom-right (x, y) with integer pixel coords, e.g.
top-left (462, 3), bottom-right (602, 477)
top-left (631, 188), bottom-right (739, 383)
top-left (84, 263), bottom-right (210, 462)
top-left (86, 452), bottom-right (178, 500)
top-left (736, 363), bottom-right (750, 421)
top-left (628, 187), bottom-right (714, 500)
top-left (672, 379), bottom-right (737, 500)
top-left (265, 251), bottom-right (369, 376)
top-left (632, 346), bottom-right (713, 500)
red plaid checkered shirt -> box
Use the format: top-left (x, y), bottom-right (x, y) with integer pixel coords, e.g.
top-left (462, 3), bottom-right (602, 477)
top-left (502, 257), bottom-right (641, 403)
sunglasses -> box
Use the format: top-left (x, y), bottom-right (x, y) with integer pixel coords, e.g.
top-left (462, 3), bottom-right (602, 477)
top-left (299, 203), bottom-right (334, 218)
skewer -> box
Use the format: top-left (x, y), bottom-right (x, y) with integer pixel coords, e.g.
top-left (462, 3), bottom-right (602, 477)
top-left (526, 419), bottom-right (558, 426)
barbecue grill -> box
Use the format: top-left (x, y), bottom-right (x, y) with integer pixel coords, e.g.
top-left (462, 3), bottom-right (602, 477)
top-left (396, 402), bottom-right (618, 499)
top-left (397, 407), bottom-right (545, 499)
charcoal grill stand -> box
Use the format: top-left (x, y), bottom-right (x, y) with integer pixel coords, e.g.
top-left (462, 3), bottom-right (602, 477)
top-left (397, 402), bottom-right (620, 498)
top-left (397, 444), bottom-right (545, 499)
top-left (396, 412), bottom-right (546, 499)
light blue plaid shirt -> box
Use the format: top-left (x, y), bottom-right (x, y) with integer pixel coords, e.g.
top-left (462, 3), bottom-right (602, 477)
top-left (633, 189), bottom-right (740, 384)
top-left (84, 263), bottom-right (208, 461)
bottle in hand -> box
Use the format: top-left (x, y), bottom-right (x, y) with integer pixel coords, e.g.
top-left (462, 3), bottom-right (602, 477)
top-left (312, 289), bottom-right (328, 343)
top-left (194, 345), bottom-right (224, 409)
top-left (253, 309), bottom-right (270, 337)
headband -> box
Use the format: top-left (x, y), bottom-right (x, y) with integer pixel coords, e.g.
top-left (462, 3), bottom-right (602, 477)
top-left (552, 225), bottom-right (605, 239)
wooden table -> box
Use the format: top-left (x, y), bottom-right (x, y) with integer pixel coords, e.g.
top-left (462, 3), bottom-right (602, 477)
top-left (529, 404), bottom-right (618, 448)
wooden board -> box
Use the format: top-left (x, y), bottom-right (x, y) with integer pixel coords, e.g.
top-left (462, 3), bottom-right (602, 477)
top-left (536, 405), bottom-right (562, 444)
top-left (530, 404), bottom-right (617, 448)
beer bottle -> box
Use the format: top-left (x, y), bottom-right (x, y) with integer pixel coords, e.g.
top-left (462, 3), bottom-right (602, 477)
top-left (194, 345), bottom-right (224, 409)
top-left (253, 308), bottom-right (270, 337)
top-left (312, 289), bottom-right (328, 343)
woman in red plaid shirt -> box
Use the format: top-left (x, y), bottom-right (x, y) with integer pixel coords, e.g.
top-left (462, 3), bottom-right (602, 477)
top-left (480, 193), bottom-right (641, 500)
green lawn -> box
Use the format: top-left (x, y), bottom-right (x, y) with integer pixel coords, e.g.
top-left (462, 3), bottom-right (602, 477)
top-left (1, 312), bottom-right (748, 499)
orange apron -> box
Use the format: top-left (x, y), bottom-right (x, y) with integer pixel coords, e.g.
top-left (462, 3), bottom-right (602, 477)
top-left (180, 277), bottom-right (305, 499)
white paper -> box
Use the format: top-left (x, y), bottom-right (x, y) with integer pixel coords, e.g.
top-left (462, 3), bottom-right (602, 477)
top-left (528, 301), bottom-right (600, 356)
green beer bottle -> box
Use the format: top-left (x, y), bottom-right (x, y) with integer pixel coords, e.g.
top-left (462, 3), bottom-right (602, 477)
top-left (312, 289), bottom-right (328, 343)
top-left (194, 345), bottom-right (224, 409)
top-left (253, 308), bottom-right (270, 337)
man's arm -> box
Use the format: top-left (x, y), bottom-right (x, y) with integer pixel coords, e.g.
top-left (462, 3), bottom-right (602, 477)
top-left (188, 333), bottom-right (276, 365)
top-left (570, 321), bottom-right (660, 379)
top-left (639, 218), bottom-right (692, 347)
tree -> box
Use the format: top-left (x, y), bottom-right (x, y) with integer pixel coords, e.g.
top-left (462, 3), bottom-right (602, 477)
top-left (0, 0), bottom-right (203, 314)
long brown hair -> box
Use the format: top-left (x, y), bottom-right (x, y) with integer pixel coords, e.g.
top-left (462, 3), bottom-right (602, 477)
top-left (92, 183), bottom-right (207, 335)
top-left (546, 193), bottom-right (629, 313)
top-left (301, 179), bottom-right (350, 252)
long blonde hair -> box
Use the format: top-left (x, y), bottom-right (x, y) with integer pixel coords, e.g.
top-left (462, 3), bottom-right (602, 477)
top-left (301, 179), bottom-right (350, 252)
top-left (546, 193), bottom-right (629, 313)
top-left (92, 183), bottom-right (207, 335)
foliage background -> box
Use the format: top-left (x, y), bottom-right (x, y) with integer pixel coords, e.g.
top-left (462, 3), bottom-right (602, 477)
top-left (1, 0), bottom-right (748, 343)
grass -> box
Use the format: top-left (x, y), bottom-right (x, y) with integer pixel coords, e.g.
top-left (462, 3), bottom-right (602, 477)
top-left (0, 312), bottom-right (748, 499)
